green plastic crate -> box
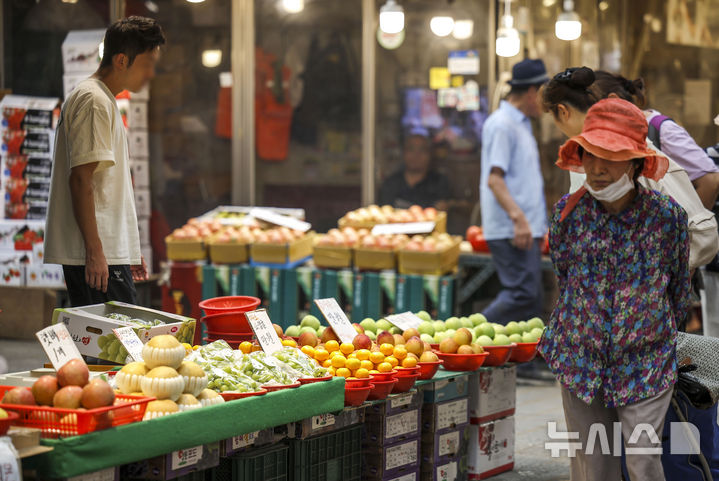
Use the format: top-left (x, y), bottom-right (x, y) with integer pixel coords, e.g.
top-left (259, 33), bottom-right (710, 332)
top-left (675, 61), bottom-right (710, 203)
top-left (210, 443), bottom-right (289, 481)
top-left (290, 425), bottom-right (362, 481)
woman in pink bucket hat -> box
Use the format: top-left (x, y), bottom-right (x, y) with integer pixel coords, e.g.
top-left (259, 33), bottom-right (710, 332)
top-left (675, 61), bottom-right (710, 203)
top-left (538, 97), bottom-right (690, 480)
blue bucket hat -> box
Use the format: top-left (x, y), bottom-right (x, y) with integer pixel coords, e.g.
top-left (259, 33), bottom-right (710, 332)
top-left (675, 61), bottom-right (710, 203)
top-left (508, 59), bottom-right (549, 87)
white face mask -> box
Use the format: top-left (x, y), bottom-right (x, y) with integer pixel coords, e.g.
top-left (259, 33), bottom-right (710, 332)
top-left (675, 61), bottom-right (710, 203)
top-left (583, 173), bottom-right (635, 202)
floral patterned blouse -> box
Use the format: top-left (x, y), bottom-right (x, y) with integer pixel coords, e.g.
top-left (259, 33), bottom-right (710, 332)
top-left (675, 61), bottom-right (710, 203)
top-left (538, 185), bottom-right (690, 407)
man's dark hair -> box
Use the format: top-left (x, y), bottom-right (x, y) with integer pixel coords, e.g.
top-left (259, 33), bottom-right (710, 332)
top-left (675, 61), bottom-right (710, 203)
top-left (100, 16), bottom-right (166, 69)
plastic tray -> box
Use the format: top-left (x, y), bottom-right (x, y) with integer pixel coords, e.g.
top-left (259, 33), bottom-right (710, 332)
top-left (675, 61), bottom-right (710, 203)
top-left (289, 424), bottom-right (362, 481)
top-left (482, 344), bottom-right (516, 367)
top-left (0, 385), bottom-right (152, 438)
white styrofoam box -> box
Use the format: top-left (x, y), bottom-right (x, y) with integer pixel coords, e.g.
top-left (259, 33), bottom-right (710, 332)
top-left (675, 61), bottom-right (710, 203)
top-left (0, 263), bottom-right (24, 286)
top-left (63, 73), bottom-right (90, 99)
top-left (128, 130), bottom-right (149, 158)
top-left (0, 95), bottom-right (60, 130)
top-left (129, 101), bottom-right (148, 130)
top-left (62, 29), bottom-right (105, 73)
top-left (141, 245), bottom-right (153, 275)
top-left (134, 187), bottom-right (151, 219)
top-left (469, 365), bottom-right (517, 423)
top-left (26, 264), bottom-right (65, 288)
top-left (116, 98), bottom-right (130, 129)
top-left (138, 217), bottom-right (151, 247)
top-left (0, 219), bottom-right (45, 251)
top-left (130, 159), bottom-right (150, 189)
top-left (468, 417), bottom-right (515, 480)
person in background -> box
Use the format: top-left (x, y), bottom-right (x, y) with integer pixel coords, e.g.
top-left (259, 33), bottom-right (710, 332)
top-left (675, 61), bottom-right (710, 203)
top-left (541, 98), bottom-right (690, 480)
top-left (378, 126), bottom-right (450, 210)
top-left (45, 17), bottom-right (165, 306)
top-left (542, 66), bottom-right (718, 273)
top-left (479, 58), bottom-right (548, 325)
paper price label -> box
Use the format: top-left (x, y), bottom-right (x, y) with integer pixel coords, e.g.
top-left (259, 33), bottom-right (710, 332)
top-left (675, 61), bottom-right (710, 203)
top-left (438, 430), bottom-right (461, 457)
top-left (386, 312), bottom-right (423, 332)
top-left (436, 461), bottom-right (457, 481)
top-left (244, 309), bottom-right (283, 354)
top-left (390, 392), bottom-right (415, 409)
top-left (112, 327), bottom-right (144, 362)
top-left (171, 445), bottom-right (203, 470)
top-left (231, 431), bottom-right (258, 450)
top-left (386, 410), bottom-right (419, 438)
top-left (311, 413), bottom-right (336, 430)
top-left (36, 323), bottom-right (83, 371)
top-left (371, 221), bottom-right (435, 236)
top-left (386, 440), bottom-right (418, 470)
top-left (314, 298), bottom-right (356, 344)
top-left (249, 207), bottom-right (311, 232)
top-left (437, 398), bottom-right (468, 430)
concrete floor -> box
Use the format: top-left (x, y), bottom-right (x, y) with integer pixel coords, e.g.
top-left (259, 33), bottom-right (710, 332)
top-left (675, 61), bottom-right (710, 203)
top-left (0, 338), bottom-right (570, 480)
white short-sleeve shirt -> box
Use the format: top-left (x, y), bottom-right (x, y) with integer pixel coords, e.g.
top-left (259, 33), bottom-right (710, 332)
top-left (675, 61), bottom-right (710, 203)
top-left (44, 78), bottom-right (141, 266)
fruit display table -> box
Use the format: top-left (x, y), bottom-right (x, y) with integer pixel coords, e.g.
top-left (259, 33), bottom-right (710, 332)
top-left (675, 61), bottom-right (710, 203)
top-left (24, 378), bottom-right (344, 478)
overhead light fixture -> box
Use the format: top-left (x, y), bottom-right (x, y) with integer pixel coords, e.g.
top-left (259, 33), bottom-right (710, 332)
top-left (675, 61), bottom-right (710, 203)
top-left (496, 1), bottom-right (520, 57)
top-left (452, 19), bottom-right (474, 40)
top-left (430, 16), bottom-right (455, 37)
top-left (186, 0), bottom-right (205, 3)
top-left (202, 49), bottom-right (222, 68)
top-left (555, 0), bottom-right (582, 40)
top-left (61, 0), bottom-right (78, 3)
top-left (379, 0), bottom-right (404, 34)
top-left (598, 1), bottom-right (609, 11)
top-left (281, 0), bottom-right (304, 14)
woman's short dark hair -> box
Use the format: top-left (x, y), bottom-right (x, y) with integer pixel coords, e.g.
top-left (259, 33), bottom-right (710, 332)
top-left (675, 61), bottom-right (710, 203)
top-left (593, 71), bottom-right (647, 109)
top-left (100, 16), bottom-right (166, 69)
top-left (541, 66), bottom-right (599, 116)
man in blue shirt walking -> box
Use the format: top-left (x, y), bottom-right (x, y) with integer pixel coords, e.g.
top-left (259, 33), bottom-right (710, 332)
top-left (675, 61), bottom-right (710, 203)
top-left (480, 59), bottom-right (548, 325)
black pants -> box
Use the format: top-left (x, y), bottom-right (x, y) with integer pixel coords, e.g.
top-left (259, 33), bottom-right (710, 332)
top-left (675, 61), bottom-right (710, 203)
top-left (62, 265), bottom-right (137, 307)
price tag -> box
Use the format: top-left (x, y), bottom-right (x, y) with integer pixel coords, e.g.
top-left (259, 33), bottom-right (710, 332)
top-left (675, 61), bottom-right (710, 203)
top-left (371, 221), bottom-right (435, 236)
top-left (112, 327), bottom-right (144, 362)
top-left (249, 207), bottom-right (311, 232)
top-left (35, 323), bottom-right (83, 371)
top-left (244, 309), bottom-right (283, 354)
top-left (231, 431), bottom-right (258, 450)
top-left (311, 413), bottom-right (336, 431)
top-left (314, 298), bottom-right (356, 344)
top-left (171, 445), bottom-right (203, 470)
top-left (386, 312), bottom-right (423, 332)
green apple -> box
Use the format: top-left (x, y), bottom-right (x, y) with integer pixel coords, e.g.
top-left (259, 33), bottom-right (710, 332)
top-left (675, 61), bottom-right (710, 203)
top-left (432, 321), bottom-right (446, 333)
top-left (460, 317), bottom-right (473, 328)
top-left (300, 326), bottom-right (317, 335)
top-left (389, 327), bottom-right (401, 335)
top-left (476, 323), bottom-right (495, 339)
top-left (476, 335), bottom-right (494, 347)
top-left (493, 334), bottom-right (511, 346)
top-left (376, 319), bottom-right (393, 332)
top-left (359, 318), bottom-right (377, 333)
top-left (300, 315), bottom-right (321, 330)
top-left (445, 317), bottom-right (461, 330)
top-left (285, 325), bottom-right (301, 337)
top-left (522, 332), bottom-right (537, 343)
top-left (420, 333), bottom-right (435, 344)
top-left (318, 326), bottom-right (326, 335)
top-left (518, 321), bottom-right (528, 333)
top-left (505, 321), bottom-right (521, 336)
top-left (527, 317), bottom-right (545, 330)
top-left (530, 327), bottom-right (545, 340)
top-left (493, 324), bottom-right (507, 336)
top-left (469, 313), bottom-right (487, 326)
top-left (416, 310), bottom-right (432, 322)
top-left (509, 333), bottom-right (523, 344)
top-left (366, 331), bottom-right (377, 341)
top-left (418, 321), bottom-right (435, 337)
top-left (434, 331), bottom-right (447, 343)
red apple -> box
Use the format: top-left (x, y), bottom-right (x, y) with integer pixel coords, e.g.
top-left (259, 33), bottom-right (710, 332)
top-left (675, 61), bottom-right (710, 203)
top-left (352, 334), bottom-right (372, 351)
top-left (32, 375), bottom-right (59, 406)
top-left (57, 359), bottom-right (90, 387)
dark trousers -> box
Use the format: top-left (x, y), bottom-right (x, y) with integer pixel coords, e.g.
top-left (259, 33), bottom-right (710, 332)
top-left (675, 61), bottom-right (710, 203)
top-left (62, 265), bottom-right (137, 307)
top-left (482, 238), bottom-right (543, 324)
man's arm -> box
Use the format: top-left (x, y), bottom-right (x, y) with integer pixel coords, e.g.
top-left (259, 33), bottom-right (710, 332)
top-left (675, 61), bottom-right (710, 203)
top-left (69, 161), bottom-right (108, 292)
top-left (487, 167), bottom-right (532, 250)
top-left (692, 172), bottom-right (719, 210)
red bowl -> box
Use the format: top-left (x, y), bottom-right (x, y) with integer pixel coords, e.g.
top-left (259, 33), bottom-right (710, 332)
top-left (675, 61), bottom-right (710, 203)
top-left (417, 360), bottom-right (443, 380)
top-left (430, 343), bottom-right (439, 350)
top-left (345, 376), bottom-right (374, 388)
top-left (298, 375), bottom-right (333, 385)
top-left (199, 296), bottom-right (262, 316)
top-left (220, 388), bottom-right (267, 401)
top-left (434, 351), bottom-right (489, 371)
top-left (392, 373), bottom-right (420, 393)
top-left (367, 379), bottom-right (398, 401)
top-left (202, 312), bottom-right (253, 333)
top-left (482, 344), bottom-right (516, 367)
top-left (0, 410), bottom-right (19, 435)
top-left (261, 382), bottom-right (301, 392)
top-left (345, 384), bottom-right (373, 407)
top-left (394, 366), bottom-right (420, 377)
top-left (508, 341), bottom-right (539, 363)
top-left (369, 370), bottom-right (397, 382)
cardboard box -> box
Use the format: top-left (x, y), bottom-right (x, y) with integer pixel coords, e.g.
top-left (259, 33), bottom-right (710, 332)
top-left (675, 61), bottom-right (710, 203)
top-left (469, 365), bottom-right (516, 423)
top-left (65, 467), bottom-right (119, 481)
top-left (0, 263), bottom-right (24, 286)
top-left (422, 397), bottom-right (469, 434)
top-left (134, 187), bottom-right (151, 219)
top-left (129, 100), bottom-right (148, 130)
top-left (52, 301), bottom-right (196, 363)
top-left (25, 263), bottom-right (64, 288)
top-left (339, 211), bottom-right (447, 233)
top-left (62, 29), bottom-right (104, 73)
top-left (1, 95), bottom-right (59, 130)
top-left (1, 129), bottom-right (53, 156)
top-left (124, 442), bottom-right (220, 480)
top-left (313, 244), bottom-right (352, 268)
top-left (421, 424), bottom-right (470, 465)
top-left (468, 417), bottom-right (515, 480)
top-left (421, 372), bottom-right (471, 404)
top-left (382, 470), bottom-right (420, 481)
top-left (2, 155), bottom-right (53, 181)
top-left (130, 159), bottom-right (150, 189)
top-left (0, 286), bottom-right (57, 339)
top-left (367, 391), bottom-right (422, 416)
top-left (207, 240), bottom-right (248, 265)
top-left (398, 238), bottom-right (461, 276)
top-left (165, 236), bottom-right (206, 262)
top-left (364, 407), bottom-right (421, 446)
top-left (420, 457), bottom-right (468, 481)
top-left (292, 404), bottom-right (365, 439)
top-left (354, 247), bottom-right (397, 271)
top-left (250, 233), bottom-right (313, 265)
top-left (363, 437), bottom-right (420, 480)
top-left (128, 130), bottom-right (149, 158)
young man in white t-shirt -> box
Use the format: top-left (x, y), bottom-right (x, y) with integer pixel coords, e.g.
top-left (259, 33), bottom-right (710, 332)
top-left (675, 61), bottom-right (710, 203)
top-left (45, 17), bottom-right (165, 306)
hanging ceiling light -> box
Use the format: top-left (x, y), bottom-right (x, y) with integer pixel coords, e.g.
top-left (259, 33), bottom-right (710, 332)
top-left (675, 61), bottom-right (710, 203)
top-left (186, 0), bottom-right (205, 3)
top-left (430, 16), bottom-right (455, 37)
top-left (496, 1), bottom-right (520, 57)
top-left (452, 19), bottom-right (474, 40)
top-left (281, 0), bottom-right (304, 14)
top-left (202, 49), bottom-right (222, 68)
top-left (379, 0), bottom-right (404, 34)
top-left (555, 0), bottom-right (582, 40)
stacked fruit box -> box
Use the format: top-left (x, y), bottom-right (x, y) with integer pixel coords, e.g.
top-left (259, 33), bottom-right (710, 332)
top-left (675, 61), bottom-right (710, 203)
top-left (362, 391), bottom-right (423, 481)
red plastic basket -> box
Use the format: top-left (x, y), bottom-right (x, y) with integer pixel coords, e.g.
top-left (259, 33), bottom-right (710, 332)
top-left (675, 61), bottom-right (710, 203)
top-left (220, 388), bottom-right (267, 401)
top-left (198, 296), bottom-right (261, 316)
top-left (0, 410), bottom-right (19, 435)
top-left (205, 331), bottom-right (254, 342)
top-left (482, 344), bottom-right (516, 367)
top-left (202, 312), bottom-right (253, 333)
top-left (0, 386), bottom-right (152, 438)
top-left (508, 341), bottom-right (539, 363)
